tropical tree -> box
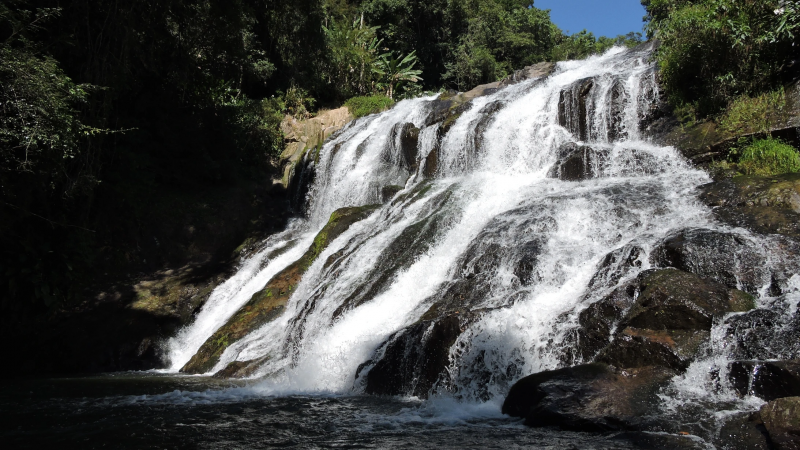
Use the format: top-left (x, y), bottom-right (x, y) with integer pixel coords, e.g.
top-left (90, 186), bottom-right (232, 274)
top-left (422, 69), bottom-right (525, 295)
top-left (373, 50), bottom-right (423, 99)
top-left (323, 17), bottom-right (383, 97)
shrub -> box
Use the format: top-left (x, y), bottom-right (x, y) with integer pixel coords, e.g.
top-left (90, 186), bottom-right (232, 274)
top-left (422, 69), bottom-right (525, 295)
top-left (644, 0), bottom-right (798, 118)
top-left (344, 95), bottom-right (395, 118)
top-left (737, 138), bottom-right (800, 176)
top-left (718, 89), bottom-right (786, 136)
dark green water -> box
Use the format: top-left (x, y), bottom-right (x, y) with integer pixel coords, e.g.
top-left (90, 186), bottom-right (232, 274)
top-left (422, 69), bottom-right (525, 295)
top-left (0, 373), bottom-right (693, 449)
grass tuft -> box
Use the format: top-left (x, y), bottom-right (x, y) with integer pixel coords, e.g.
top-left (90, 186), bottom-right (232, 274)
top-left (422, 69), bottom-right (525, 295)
top-left (344, 95), bottom-right (395, 118)
top-left (718, 89), bottom-right (786, 136)
top-left (737, 138), bottom-right (800, 176)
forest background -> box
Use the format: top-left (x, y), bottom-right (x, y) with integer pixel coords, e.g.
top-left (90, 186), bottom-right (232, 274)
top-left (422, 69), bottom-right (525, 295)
top-left (0, 0), bottom-right (797, 319)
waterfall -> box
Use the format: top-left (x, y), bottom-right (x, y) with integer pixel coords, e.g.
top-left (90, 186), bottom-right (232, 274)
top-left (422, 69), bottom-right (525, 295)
top-left (165, 43), bottom-right (799, 414)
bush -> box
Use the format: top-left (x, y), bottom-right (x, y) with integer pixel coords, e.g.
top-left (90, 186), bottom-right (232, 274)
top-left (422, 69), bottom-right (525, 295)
top-left (344, 95), bottom-right (395, 118)
top-left (718, 89), bottom-right (786, 136)
top-left (737, 138), bottom-right (800, 176)
top-left (644, 0), bottom-right (798, 118)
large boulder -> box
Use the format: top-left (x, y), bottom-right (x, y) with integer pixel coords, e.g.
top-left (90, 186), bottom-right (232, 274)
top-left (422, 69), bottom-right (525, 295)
top-left (722, 301), bottom-right (800, 361)
top-left (716, 412), bottom-right (772, 450)
top-left (760, 397), bottom-right (800, 450)
top-left (548, 142), bottom-right (608, 181)
top-left (729, 360), bottom-right (800, 401)
top-left (650, 228), bottom-right (768, 295)
top-left (181, 205), bottom-right (380, 374)
top-left (571, 268), bottom-right (754, 370)
top-left (699, 173), bottom-right (800, 242)
top-left (362, 314), bottom-right (463, 397)
top-left (502, 363), bottom-right (675, 431)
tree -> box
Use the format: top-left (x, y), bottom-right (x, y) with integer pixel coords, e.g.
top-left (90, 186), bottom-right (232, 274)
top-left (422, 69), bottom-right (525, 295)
top-left (374, 50), bottom-right (423, 99)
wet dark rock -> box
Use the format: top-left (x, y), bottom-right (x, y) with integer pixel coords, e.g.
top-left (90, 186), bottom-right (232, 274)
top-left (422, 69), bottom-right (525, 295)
top-left (587, 244), bottom-right (645, 292)
top-left (699, 173), bottom-right (800, 241)
top-left (759, 396), bottom-right (800, 450)
top-left (472, 101), bottom-right (505, 155)
top-left (548, 142), bottom-right (608, 181)
top-left (624, 269), bottom-right (750, 331)
top-left (422, 146), bottom-right (439, 178)
top-left (287, 150), bottom-right (316, 214)
top-left (617, 432), bottom-right (708, 450)
top-left (650, 228), bottom-right (767, 295)
top-left (380, 185), bottom-right (404, 203)
top-left (213, 356), bottom-right (270, 379)
top-left (729, 360), bottom-right (800, 401)
top-left (606, 79), bottom-right (629, 143)
top-left (716, 412), bottom-right (772, 450)
top-left (558, 78), bottom-right (595, 142)
top-left (364, 315), bottom-right (463, 397)
top-left (571, 285), bottom-right (637, 363)
top-left (502, 363), bottom-right (675, 431)
top-left (387, 122), bottom-right (420, 172)
top-left (723, 304), bottom-right (800, 361)
top-left (595, 332), bottom-right (700, 372)
top-left (571, 269), bottom-right (752, 370)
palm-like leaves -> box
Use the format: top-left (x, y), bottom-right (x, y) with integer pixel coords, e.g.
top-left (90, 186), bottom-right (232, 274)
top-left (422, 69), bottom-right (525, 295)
top-left (373, 50), bottom-right (423, 99)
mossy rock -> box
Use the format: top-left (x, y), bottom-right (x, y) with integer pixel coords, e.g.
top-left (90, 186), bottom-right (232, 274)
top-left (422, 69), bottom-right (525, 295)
top-left (180, 204), bottom-right (380, 374)
top-left (700, 173), bottom-right (800, 240)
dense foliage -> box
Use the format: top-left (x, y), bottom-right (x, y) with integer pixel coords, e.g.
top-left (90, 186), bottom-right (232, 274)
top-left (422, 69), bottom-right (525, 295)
top-left (643, 0), bottom-right (799, 118)
top-left (1, 0), bottom-right (644, 311)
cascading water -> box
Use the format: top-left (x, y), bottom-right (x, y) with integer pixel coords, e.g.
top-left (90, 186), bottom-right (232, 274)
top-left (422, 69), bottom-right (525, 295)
top-left (164, 44), bottom-right (799, 441)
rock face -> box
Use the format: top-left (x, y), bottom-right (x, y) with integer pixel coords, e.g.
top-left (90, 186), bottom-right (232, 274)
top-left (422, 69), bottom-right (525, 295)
top-left (571, 268), bottom-right (754, 369)
top-left (280, 107), bottom-right (354, 183)
top-left (700, 173), bottom-right (800, 241)
top-left (502, 363), bottom-right (675, 431)
top-left (644, 80), bottom-right (800, 164)
top-left (650, 228), bottom-right (768, 295)
top-left (364, 314), bottom-right (463, 397)
top-left (548, 143), bottom-right (607, 181)
top-left (181, 205), bottom-right (380, 374)
top-left (760, 397), bottom-right (800, 450)
top-left (729, 360), bottom-right (800, 401)
top-left (558, 78), bottom-right (595, 142)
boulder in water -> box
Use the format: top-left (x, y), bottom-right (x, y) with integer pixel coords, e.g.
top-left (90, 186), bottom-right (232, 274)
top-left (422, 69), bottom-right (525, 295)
top-left (181, 205), bottom-right (380, 374)
top-left (723, 303), bottom-right (800, 361)
top-left (363, 314), bottom-right (463, 397)
top-left (759, 397), bottom-right (800, 450)
top-left (548, 142), bottom-right (608, 181)
top-left (571, 268), bottom-right (754, 370)
top-left (716, 412), bottom-right (772, 450)
top-left (502, 363), bottom-right (675, 431)
top-left (650, 228), bottom-right (767, 295)
top-left (729, 360), bottom-right (800, 401)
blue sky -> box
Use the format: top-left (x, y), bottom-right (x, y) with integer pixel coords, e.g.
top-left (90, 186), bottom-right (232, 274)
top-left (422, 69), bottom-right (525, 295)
top-left (534, 0), bottom-right (647, 38)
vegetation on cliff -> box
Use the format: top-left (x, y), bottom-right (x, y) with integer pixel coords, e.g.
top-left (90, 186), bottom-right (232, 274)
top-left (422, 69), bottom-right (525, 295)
top-left (0, 0), bottom-right (646, 314)
top-left (643, 0), bottom-right (799, 119)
